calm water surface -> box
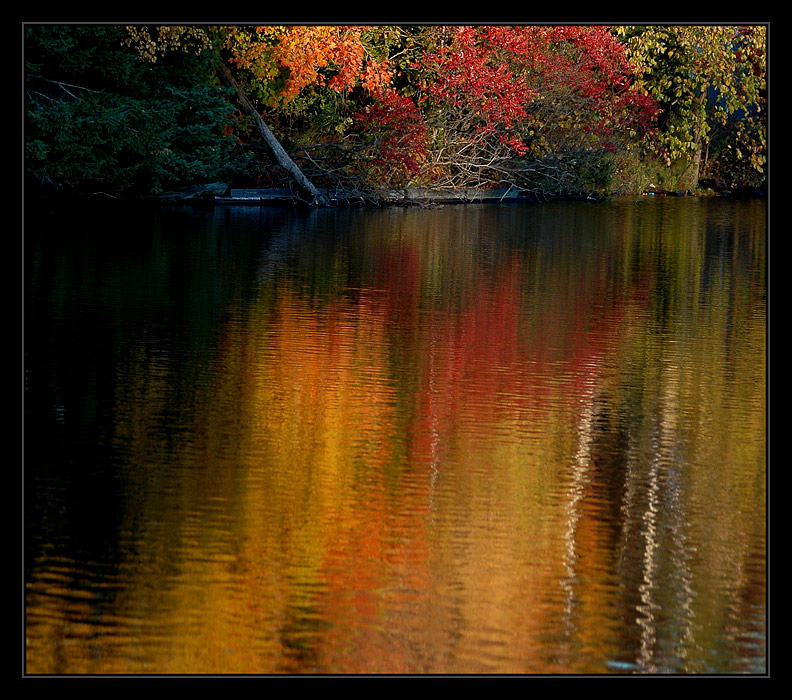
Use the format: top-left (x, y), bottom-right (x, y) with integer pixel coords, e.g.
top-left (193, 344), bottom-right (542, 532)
top-left (24, 197), bottom-right (767, 674)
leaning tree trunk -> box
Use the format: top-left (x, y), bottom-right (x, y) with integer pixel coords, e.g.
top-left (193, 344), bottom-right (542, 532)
top-left (216, 62), bottom-right (329, 206)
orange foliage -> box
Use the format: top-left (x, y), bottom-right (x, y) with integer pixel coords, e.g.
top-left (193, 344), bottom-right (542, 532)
top-left (231, 26), bottom-right (394, 102)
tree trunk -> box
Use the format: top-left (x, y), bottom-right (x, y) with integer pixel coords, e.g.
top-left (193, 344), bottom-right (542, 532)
top-left (688, 94), bottom-right (708, 191)
top-left (216, 62), bottom-right (329, 206)
top-left (690, 136), bottom-right (703, 191)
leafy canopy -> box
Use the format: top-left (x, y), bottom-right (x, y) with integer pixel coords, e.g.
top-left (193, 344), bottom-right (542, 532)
top-left (614, 25), bottom-right (766, 175)
top-left (26, 24), bottom-right (236, 195)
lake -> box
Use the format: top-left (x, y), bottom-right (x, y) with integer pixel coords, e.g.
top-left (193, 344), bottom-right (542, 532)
top-left (24, 196), bottom-right (767, 675)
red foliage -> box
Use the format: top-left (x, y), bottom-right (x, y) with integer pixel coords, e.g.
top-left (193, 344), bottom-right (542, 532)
top-left (420, 27), bottom-right (536, 154)
top-left (418, 26), bottom-right (658, 155)
top-left (354, 90), bottom-right (431, 183)
top-left (225, 26), bottom-right (658, 186)
top-left (536, 26), bottom-right (659, 146)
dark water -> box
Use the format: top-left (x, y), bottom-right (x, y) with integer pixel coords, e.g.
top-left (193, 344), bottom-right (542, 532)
top-left (24, 196), bottom-right (767, 674)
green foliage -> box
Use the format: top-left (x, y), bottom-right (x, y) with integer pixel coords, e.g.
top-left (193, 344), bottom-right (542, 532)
top-left (614, 25), bottom-right (766, 188)
top-left (609, 150), bottom-right (693, 194)
top-left (705, 112), bottom-right (767, 189)
top-left (25, 24), bottom-right (237, 196)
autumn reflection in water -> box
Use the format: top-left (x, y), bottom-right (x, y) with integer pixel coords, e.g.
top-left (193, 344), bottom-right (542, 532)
top-left (25, 197), bottom-right (766, 674)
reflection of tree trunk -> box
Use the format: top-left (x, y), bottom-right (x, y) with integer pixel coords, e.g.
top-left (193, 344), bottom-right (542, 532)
top-left (215, 62), bottom-right (329, 206)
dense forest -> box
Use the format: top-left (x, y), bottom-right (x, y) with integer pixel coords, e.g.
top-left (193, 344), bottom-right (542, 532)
top-left (24, 24), bottom-right (767, 204)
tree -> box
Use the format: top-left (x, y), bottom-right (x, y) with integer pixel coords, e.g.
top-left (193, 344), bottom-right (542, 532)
top-left (25, 25), bottom-right (236, 196)
top-left (37, 25), bottom-right (763, 201)
top-left (614, 25), bottom-right (767, 189)
top-left (408, 26), bottom-right (659, 196)
top-left (224, 26), bottom-right (393, 103)
top-left (124, 25), bottom-right (418, 203)
top-left (219, 25), bottom-right (423, 197)
top-left (121, 25), bottom-right (339, 204)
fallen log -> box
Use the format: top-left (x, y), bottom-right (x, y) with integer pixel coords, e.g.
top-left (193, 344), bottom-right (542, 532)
top-left (215, 63), bottom-right (329, 207)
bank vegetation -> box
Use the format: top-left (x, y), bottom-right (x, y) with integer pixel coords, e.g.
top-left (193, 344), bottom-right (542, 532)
top-left (24, 24), bottom-right (767, 206)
